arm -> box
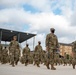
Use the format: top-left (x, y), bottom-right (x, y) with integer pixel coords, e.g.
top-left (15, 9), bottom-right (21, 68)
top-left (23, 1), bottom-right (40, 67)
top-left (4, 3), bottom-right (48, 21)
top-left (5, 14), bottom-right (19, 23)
top-left (19, 49), bottom-right (21, 57)
top-left (16, 41), bottom-right (20, 48)
top-left (9, 41), bottom-right (12, 54)
top-left (22, 48), bottom-right (25, 56)
top-left (34, 46), bottom-right (37, 52)
top-left (45, 34), bottom-right (49, 51)
top-left (56, 36), bottom-right (59, 49)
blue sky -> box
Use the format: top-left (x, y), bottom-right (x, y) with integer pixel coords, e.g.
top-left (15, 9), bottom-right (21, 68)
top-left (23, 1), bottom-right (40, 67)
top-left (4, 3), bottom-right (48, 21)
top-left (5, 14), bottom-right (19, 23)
top-left (53, 8), bottom-right (61, 15)
top-left (0, 0), bottom-right (76, 49)
top-left (23, 4), bottom-right (40, 13)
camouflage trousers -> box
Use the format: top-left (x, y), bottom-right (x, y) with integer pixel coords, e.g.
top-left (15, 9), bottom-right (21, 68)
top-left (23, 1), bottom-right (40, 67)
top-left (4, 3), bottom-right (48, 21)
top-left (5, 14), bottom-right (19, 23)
top-left (34, 54), bottom-right (41, 65)
top-left (10, 53), bottom-right (20, 66)
top-left (41, 55), bottom-right (45, 64)
top-left (23, 55), bottom-right (29, 66)
top-left (20, 56), bottom-right (25, 64)
top-left (54, 53), bottom-right (60, 65)
top-left (23, 55), bottom-right (29, 62)
top-left (46, 49), bottom-right (56, 65)
top-left (72, 52), bottom-right (76, 65)
top-left (1, 55), bottom-right (8, 64)
top-left (29, 56), bottom-right (33, 64)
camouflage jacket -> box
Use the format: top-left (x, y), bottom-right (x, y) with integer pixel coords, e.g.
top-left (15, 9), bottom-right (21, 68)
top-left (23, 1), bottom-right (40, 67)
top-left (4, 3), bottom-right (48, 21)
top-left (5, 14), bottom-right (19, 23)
top-left (15, 48), bottom-right (21, 56)
top-left (9, 40), bottom-right (19, 54)
top-left (9, 40), bottom-right (19, 49)
top-left (46, 33), bottom-right (59, 49)
top-left (22, 47), bottom-right (30, 56)
top-left (34, 45), bottom-right (43, 55)
top-left (2, 49), bottom-right (8, 56)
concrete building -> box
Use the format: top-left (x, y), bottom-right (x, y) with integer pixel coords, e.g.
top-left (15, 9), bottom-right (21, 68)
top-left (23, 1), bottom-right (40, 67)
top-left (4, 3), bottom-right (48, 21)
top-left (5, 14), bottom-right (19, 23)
top-left (59, 43), bottom-right (72, 56)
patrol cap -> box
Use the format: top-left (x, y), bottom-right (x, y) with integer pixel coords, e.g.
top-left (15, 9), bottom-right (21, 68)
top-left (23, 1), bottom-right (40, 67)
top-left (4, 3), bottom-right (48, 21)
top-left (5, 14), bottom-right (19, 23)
top-left (26, 43), bottom-right (29, 46)
top-left (38, 41), bottom-right (41, 44)
top-left (50, 28), bottom-right (55, 31)
top-left (13, 36), bottom-right (17, 38)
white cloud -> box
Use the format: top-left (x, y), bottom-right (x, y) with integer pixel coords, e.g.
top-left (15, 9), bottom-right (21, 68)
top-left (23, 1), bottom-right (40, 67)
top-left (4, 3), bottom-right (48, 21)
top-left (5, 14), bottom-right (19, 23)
top-left (0, 8), bottom-right (31, 31)
top-left (59, 37), bottom-right (75, 44)
top-left (0, 0), bottom-right (75, 13)
top-left (70, 11), bottom-right (76, 26)
top-left (0, 0), bottom-right (51, 12)
top-left (0, 0), bottom-right (27, 7)
top-left (28, 0), bottom-right (51, 12)
top-left (0, 8), bottom-right (76, 40)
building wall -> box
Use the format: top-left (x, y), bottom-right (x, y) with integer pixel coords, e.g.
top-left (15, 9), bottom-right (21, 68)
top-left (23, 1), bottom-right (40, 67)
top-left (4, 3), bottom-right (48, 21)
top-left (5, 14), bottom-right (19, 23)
top-left (59, 44), bottom-right (72, 56)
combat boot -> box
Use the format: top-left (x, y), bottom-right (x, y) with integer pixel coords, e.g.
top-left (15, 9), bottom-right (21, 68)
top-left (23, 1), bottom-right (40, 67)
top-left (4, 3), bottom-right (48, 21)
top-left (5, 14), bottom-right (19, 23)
top-left (12, 64), bottom-right (15, 67)
top-left (46, 63), bottom-right (50, 69)
top-left (11, 62), bottom-right (15, 67)
top-left (25, 63), bottom-right (27, 66)
top-left (37, 64), bottom-right (40, 67)
top-left (15, 61), bottom-right (18, 65)
top-left (73, 64), bottom-right (75, 69)
top-left (51, 64), bottom-right (56, 70)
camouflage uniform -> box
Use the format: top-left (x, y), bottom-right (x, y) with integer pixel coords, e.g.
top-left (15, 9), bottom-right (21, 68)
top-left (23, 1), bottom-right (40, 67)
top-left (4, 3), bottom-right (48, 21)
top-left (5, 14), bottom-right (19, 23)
top-left (0, 44), bottom-right (3, 63)
top-left (46, 29), bottom-right (59, 70)
top-left (72, 41), bottom-right (76, 69)
top-left (54, 53), bottom-right (60, 65)
top-left (22, 44), bottom-right (30, 66)
top-left (29, 52), bottom-right (34, 64)
top-left (20, 56), bottom-right (25, 64)
top-left (14, 47), bottom-right (20, 65)
top-left (44, 51), bottom-right (50, 65)
top-left (59, 57), bottom-right (63, 65)
top-left (9, 40), bottom-right (20, 67)
top-left (63, 53), bottom-right (67, 66)
top-left (2, 47), bottom-right (8, 64)
top-left (41, 50), bottom-right (46, 64)
top-left (68, 55), bottom-right (72, 66)
top-left (34, 42), bottom-right (43, 67)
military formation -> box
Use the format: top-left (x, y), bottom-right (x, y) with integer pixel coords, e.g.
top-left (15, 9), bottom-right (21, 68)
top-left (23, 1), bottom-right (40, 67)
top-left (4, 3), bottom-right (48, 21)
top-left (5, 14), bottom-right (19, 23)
top-left (0, 28), bottom-right (76, 70)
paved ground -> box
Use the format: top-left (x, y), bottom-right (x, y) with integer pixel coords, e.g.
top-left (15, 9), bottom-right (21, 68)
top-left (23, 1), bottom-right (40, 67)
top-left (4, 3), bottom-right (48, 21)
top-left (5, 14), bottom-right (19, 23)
top-left (0, 63), bottom-right (76, 75)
